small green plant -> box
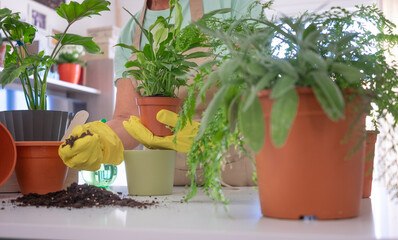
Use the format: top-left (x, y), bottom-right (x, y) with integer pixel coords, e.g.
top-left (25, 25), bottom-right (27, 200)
top-left (56, 45), bottom-right (86, 66)
top-left (0, 0), bottom-right (110, 110)
top-left (117, 0), bottom-right (226, 97)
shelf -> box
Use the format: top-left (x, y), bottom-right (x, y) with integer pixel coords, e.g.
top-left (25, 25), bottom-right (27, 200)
top-left (46, 78), bottom-right (101, 95)
top-left (0, 67), bottom-right (101, 95)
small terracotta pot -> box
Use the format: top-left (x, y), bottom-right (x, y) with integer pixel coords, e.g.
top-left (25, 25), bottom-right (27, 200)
top-left (0, 123), bottom-right (16, 187)
top-left (362, 130), bottom-right (378, 198)
top-left (256, 87), bottom-right (365, 220)
top-left (15, 141), bottom-right (68, 195)
top-left (58, 63), bottom-right (81, 84)
top-left (136, 97), bottom-right (181, 136)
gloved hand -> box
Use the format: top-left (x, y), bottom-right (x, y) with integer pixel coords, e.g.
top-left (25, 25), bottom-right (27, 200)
top-left (58, 121), bottom-right (124, 171)
top-left (123, 109), bottom-right (199, 152)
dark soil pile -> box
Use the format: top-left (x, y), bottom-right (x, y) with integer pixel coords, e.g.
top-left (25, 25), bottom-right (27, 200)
top-left (11, 183), bottom-right (158, 209)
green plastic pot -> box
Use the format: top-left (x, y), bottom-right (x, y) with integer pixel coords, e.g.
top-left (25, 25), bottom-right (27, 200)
top-left (124, 149), bottom-right (176, 196)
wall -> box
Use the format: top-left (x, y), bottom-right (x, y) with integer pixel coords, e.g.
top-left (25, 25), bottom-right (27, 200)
top-left (0, 0), bottom-right (378, 38)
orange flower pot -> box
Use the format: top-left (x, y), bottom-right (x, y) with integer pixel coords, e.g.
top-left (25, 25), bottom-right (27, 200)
top-left (15, 141), bottom-right (68, 195)
top-left (58, 63), bottom-right (81, 85)
top-left (136, 97), bottom-right (181, 136)
top-left (0, 123), bottom-right (16, 187)
top-left (362, 130), bottom-right (378, 198)
top-left (256, 87), bottom-right (365, 220)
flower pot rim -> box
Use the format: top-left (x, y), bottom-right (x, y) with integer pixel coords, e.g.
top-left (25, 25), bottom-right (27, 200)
top-left (0, 123), bottom-right (17, 186)
top-left (16, 141), bottom-right (63, 147)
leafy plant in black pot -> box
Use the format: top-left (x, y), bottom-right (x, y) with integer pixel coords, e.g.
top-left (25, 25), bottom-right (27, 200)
top-left (0, 0), bottom-right (110, 141)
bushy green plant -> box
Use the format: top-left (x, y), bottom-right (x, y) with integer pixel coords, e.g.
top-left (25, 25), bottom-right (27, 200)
top-left (0, 0), bottom-right (110, 110)
top-left (178, 2), bottom-right (398, 204)
top-left (56, 46), bottom-right (86, 66)
top-left (117, 0), bottom-right (220, 97)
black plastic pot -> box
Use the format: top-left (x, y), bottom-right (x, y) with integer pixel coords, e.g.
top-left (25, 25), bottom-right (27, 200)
top-left (0, 110), bottom-right (73, 141)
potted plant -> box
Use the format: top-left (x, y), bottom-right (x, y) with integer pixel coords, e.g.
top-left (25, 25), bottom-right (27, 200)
top-left (117, 0), bottom-right (227, 196)
top-left (117, 0), bottom-right (212, 137)
top-left (179, 3), bottom-right (398, 219)
top-left (0, 0), bottom-right (111, 194)
top-left (56, 45), bottom-right (86, 85)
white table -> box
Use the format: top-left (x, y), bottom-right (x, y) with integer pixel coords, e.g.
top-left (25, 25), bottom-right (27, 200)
top-left (0, 183), bottom-right (397, 240)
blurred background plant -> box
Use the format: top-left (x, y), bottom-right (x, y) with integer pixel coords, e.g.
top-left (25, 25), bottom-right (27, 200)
top-left (56, 45), bottom-right (86, 67)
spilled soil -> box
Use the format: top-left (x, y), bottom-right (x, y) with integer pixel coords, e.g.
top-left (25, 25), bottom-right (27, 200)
top-left (10, 183), bottom-right (158, 209)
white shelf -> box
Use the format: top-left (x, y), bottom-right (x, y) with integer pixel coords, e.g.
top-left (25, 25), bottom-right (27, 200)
top-left (0, 183), bottom-right (397, 240)
top-left (46, 78), bottom-right (101, 95)
top-left (0, 67), bottom-right (101, 95)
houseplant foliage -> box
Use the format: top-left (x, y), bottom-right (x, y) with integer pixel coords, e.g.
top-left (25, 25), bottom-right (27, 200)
top-left (118, 0), bottom-right (230, 137)
top-left (179, 2), bottom-right (398, 205)
top-left (56, 45), bottom-right (86, 66)
top-left (0, 0), bottom-right (110, 110)
top-left (117, 0), bottom-right (217, 97)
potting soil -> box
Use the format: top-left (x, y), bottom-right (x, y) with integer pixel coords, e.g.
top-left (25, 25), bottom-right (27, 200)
top-left (10, 183), bottom-right (158, 209)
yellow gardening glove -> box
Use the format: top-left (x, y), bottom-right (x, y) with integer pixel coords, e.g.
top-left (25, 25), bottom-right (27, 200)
top-left (58, 121), bottom-right (124, 171)
top-left (123, 109), bottom-right (199, 152)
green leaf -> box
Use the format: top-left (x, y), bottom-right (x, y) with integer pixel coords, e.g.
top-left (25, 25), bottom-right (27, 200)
top-left (123, 7), bottom-right (152, 45)
top-left (276, 59), bottom-right (298, 78)
top-left (53, 33), bottom-right (101, 54)
top-left (270, 75), bottom-right (297, 99)
top-left (56, 0), bottom-right (110, 24)
top-left (243, 72), bottom-right (277, 112)
top-left (125, 60), bottom-right (141, 69)
top-left (185, 51), bottom-right (212, 59)
top-left (246, 62), bottom-right (266, 76)
top-left (142, 44), bottom-right (153, 60)
top-left (181, 61), bottom-right (197, 68)
top-left (1, 59), bottom-right (35, 87)
top-left (271, 89), bottom-right (298, 147)
top-left (228, 95), bottom-right (240, 133)
top-left (200, 8), bottom-right (233, 20)
top-left (239, 96), bottom-right (265, 153)
top-left (311, 71), bottom-right (345, 121)
top-left (115, 43), bottom-right (138, 52)
top-left (303, 23), bottom-right (317, 40)
top-left (160, 63), bottom-right (173, 70)
top-left (331, 63), bottom-right (364, 84)
top-left (198, 71), bottom-right (219, 101)
top-left (0, 8), bottom-right (12, 21)
top-left (218, 58), bottom-right (239, 83)
top-left (300, 49), bottom-right (327, 71)
top-left (174, 1), bottom-right (183, 33)
top-left (196, 85), bottom-right (228, 139)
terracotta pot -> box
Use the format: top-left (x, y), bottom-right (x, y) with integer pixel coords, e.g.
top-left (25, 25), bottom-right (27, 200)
top-left (58, 63), bottom-right (81, 84)
top-left (136, 97), bottom-right (181, 136)
top-left (362, 130), bottom-right (378, 198)
top-left (15, 141), bottom-right (68, 195)
top-left (0, 123), bottom-right (17, 187)
top-left (256, 87), bottom-right (365, 220)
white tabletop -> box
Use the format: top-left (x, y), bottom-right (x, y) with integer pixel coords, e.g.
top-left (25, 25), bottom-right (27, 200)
top-left (0, 182), bottom-right (397, 240)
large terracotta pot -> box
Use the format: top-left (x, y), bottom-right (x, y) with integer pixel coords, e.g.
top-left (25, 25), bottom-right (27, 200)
top-left (362, 130), bottom-right (378, 198)
top-left (15, 141), bottom-right (68, 195)
top-left (136, 97), bottom-right (181, 136)
top-left (256, 87), bottom-right (365, 220)
top-left (0, 123), bottom-right (16, 187)
top-left (58, 63), bottom-right (81, 85)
